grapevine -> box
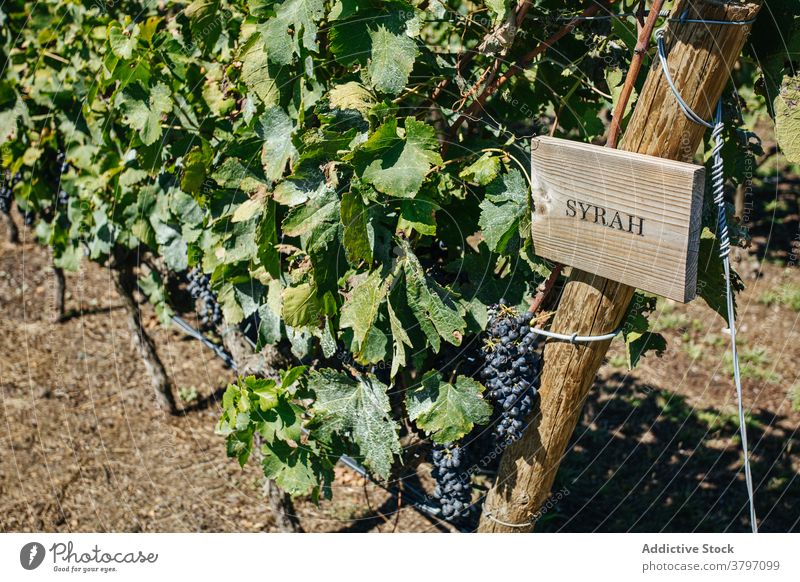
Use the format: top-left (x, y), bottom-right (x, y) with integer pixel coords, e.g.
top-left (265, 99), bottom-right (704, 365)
top-left (0, 0), bottom-right (787, 529)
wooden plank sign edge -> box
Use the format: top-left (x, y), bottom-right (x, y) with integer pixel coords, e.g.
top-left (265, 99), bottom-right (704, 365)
top-left (530, 136), bottom-right (705, 302)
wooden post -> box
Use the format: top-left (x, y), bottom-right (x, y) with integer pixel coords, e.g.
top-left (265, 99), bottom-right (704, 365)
top-left (479, 0), bottom-right (762, 533)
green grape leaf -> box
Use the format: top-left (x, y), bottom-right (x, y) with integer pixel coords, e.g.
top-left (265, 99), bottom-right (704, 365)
top-left (184, 0), bottom-right (222, 53)
top-left (261, 439), bottom-right (330, 498)
top-left (397, 196), bottom-right (436, 236)
top-left (282, 282), bottom-right (321, 327)
top-left (108, 22), bottom-right (139, 59)
top-left (407, 372), bottom-right (492, 444)
top-left (340, 270), bottom-right (387, 346)
top-left (138, 269), bottom-right (174, 325)
top-left (478, 168), bottom-right (529, 253)
top-left (340, 189), bottom-right (373, 265)
top-left (328, 81), bottom-right (375, 116)
top-left (386, 300), bottom-right (412, 377)
top-left (622, 292), bottom-right (666, 369)
top-left (352, 117), bottom-right (442, 198)
top-left (309, 369), bottom-right (400, 479)
top-left (697, 227), bottom-right (744, 320)
top-left (116, 82), bottom-right (172, 146)
top-left (261, 0), bottom-right (324, 65)
top-left (181, 144), bottom-right (213, 194)
top-left (240, 34), bottom-right (281, 105)
top-left (281, 188), bottom-right (339, 236)
top-left (367, 25), bottom-right (418, 95)
top-left (459, 153), bottom-right (501, 186)
top-left (402, 242), bottom-right (466, 351)
top-left (212, 158), bottom-right (268, 192)
top-left (257, 106), bottom-right (297, 182)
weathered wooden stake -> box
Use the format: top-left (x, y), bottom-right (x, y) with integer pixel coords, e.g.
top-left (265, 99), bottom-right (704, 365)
top-left (479, 0), bottom-right (762, 532)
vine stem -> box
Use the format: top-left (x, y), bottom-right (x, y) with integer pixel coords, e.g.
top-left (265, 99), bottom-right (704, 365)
top-left (606, 0), bottom-right (666, 148)
top-left (527, 263), bottom-right (563, 314)
top-left (447, 2), bottom-right (606, 141)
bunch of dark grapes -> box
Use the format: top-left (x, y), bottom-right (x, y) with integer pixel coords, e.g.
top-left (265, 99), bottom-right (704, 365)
top-left (1, 169), bottom-right (22, 214)
top-left (23, 209), bottom-right (36, 226)
top-left (55, 152), bottom-right (69, 207)
top-left (480, 306), bottom-right (542, 442)
top-left (432, 443), bottom-right (471, 520)
top-left (186, 267), bottom-right (223, 329)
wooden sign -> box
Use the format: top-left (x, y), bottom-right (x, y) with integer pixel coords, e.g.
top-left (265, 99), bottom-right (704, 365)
top-left (530, 136), bottom-right (705, 302)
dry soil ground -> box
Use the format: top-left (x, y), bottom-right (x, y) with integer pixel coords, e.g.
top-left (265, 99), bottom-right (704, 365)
top-left (1, 206), bottom-right (798, 532)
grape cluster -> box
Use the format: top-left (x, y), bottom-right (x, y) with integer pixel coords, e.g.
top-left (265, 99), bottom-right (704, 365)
top-left (432, 443), bottom-right (471, 520)
top-left (1, 169), bottom-right (22, 214)
top-left (480, 306), bottom-right (542, 441)
top-left (186, 267), bottom-right (223, 329)
top-left (55, 152), bottom-right (69, 207)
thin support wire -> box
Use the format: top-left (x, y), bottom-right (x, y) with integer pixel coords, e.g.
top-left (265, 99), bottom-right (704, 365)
top-left (655, 27), bottom-right (758, 533)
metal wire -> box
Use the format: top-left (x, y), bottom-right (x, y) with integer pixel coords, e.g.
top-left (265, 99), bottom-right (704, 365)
top-left (655, 29), bottom-right (758, 533)
top-left (529, 325), bottom-right (622, 344)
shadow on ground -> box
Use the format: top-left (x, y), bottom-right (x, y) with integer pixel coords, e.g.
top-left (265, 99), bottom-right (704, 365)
top-left (534, 372), bottom-right (799, 532)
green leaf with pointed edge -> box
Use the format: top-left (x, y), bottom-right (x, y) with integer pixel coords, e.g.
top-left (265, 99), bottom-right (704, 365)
top-left (282, 188), bottom-right (339, 236)
top-left (240, 34), bottom-right (281, 106)
top-left (261, 439), bottom-right (331, 498)
top-left (340, 189), bottom-right (373, 265)
top-left (138, 269), bottom-right (174, 325)
top-left (282, 282), bottom-right (321, 327)
top-left (352, 117), bottom-right (442, 198)
top-left (478, 168), bottom-right (529, 253)
top-left (402, 242), bottom-right (466, 351)
top-left (459, 153), bottom-right (501, 186)
top-left (184, 0), bottom-right (222, 53)
top-left (212, 158), bottom-right (268, 192)
top-left (367, 25), bottom-right (417, 95)
top-left (257, 106), bottom-right (297, 182)
top-left (116, 82), bottom-right (172, 146)
top-left (622, 292), bottom-right (666, 369)
top-left (256, 280), bottom-right (283, 348)
top-left (387, 300), bottom-right (412, 377)
top-left (108, 22), bottom-right (139, 60)
top-left (243, 376), bottom-right (280, 411)
top-left (398, 196), bottom-right (436, 236)
top-left (181, 144), bottom-right (213, 194)
top-left (261, 0), bottom-right (325, 65)
top-left (309, 369), bottom-right (400, 478)
top-left (340, 270), bottom-right (386, 346)
top-left (217, 283), bottom-right (245, 324)
top-left (697, 227), bottom-right (744, 320)
top-left (258, 199), bottom-right (280, 277)
top-left (487, 0), bottom-right (508, 23)
top-left (152, 221), bottom-right (188, 271)
top-left (407, 372), bottom-right (492, 444)
top-left (328, 81), bottom-right (375, 116)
